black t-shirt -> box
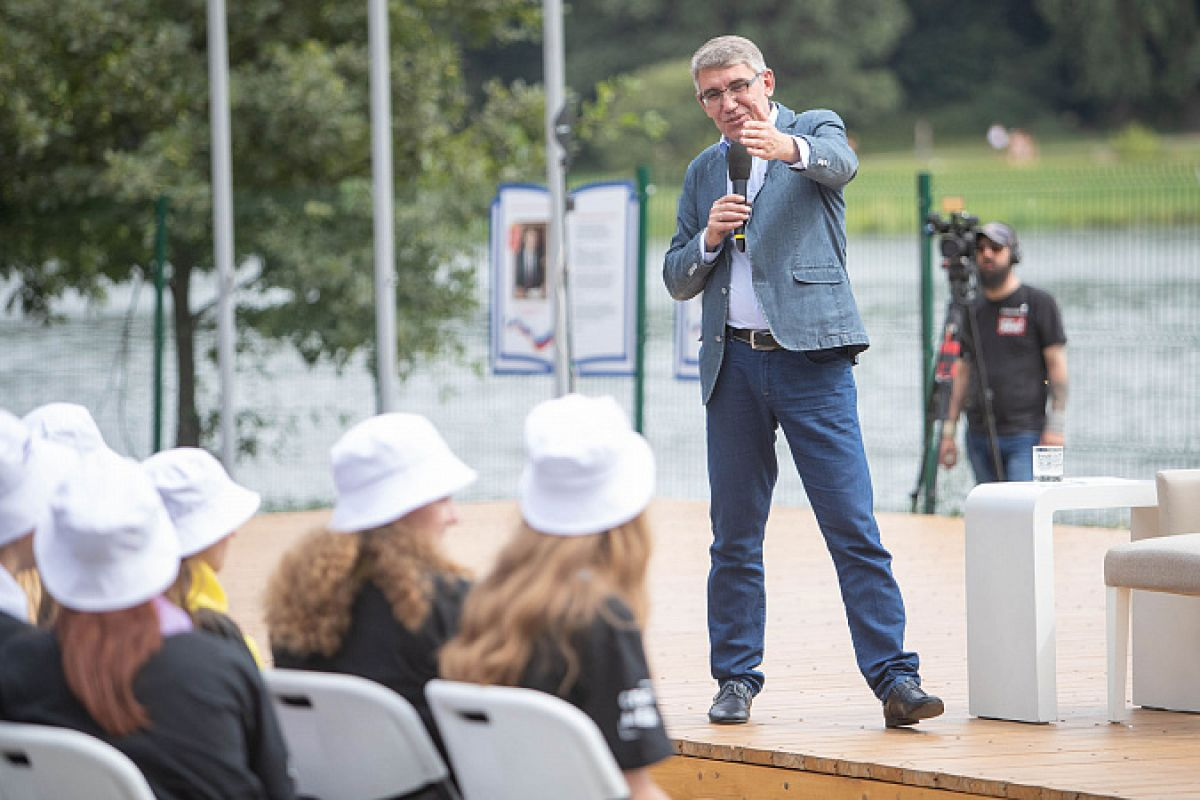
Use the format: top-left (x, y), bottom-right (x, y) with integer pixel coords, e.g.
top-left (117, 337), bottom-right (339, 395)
top-left (271, 573), bottom-right (469, 752)
top-left (0, 612), bottom-right (28, 649)
top-left (961, 283), bottom-right (1066, 435)
top-left (0, 629), bottom-right (294, 800)
top-left (519, 596), bottom-right (673, 771)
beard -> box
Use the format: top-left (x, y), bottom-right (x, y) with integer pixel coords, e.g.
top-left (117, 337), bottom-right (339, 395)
top-left (978, 264), bottom-right (1012, 289)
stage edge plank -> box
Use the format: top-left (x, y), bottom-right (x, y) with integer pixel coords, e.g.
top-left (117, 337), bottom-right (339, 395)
top-left (650, 754), bottom-right (1032, 800)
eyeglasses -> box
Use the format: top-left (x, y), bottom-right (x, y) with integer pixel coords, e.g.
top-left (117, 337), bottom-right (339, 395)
top-left (698, 72), bottom-right (763, 107)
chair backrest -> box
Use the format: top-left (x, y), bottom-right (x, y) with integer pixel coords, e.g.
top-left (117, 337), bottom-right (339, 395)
top-left (425, 679), bottom-right (630, 800)
top-left (1158, 469), bottom-right (1200, 535)
top-left (262, 668), bottom-right (458, 800)
top-left (0, 721), bottom-right (155, 800)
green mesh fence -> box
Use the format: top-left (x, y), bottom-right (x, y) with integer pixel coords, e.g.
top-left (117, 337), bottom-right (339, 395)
top-left (3, 165), bottom-right (1198, 517)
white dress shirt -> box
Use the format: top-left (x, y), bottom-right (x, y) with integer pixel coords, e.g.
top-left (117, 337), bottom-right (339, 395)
top-left (702, 104), bottom-right (811, 331)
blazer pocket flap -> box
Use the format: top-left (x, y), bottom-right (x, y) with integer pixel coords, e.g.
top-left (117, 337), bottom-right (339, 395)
top-left (791, 266), bottom-right (844, 285)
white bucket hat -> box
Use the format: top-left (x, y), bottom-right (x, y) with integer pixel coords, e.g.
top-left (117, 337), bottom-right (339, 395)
top-left (36, 449), bottom-right (180, 612)
top-left (519, 394), bottom-right (655, 536)
top-left (328, 413), bottom-right (477, 533)
top-left (22, 402), bottom-right (107, 453)
top-left (143, 448), bottom-right (262, 558)
top-left (0, 410), bottom-right (77, 548)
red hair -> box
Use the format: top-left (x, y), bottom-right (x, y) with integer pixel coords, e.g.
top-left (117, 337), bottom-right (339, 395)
top-left (56, 603), bottom-right (162, 736)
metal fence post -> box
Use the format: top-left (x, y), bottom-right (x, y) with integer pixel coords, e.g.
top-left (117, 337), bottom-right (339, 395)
top-left (917, 172), bottom-right (937, 513)
top-left (153, 195), bottom-right (169, 453)
top-left (634, 166), bottom-right (650, 434)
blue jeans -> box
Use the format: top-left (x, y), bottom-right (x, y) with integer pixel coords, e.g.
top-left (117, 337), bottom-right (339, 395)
top-left (965, 428), bottom-right (1041, 483)
top-left (705, 340), bottom-right (920, 701)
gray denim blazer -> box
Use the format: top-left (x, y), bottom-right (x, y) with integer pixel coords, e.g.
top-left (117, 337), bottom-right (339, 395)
top-left (663, 104), bottom-right (869, 404)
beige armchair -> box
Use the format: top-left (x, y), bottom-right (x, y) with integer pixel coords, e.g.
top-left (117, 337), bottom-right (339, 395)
top-left (1105, 469), bottom-right (1200, 722)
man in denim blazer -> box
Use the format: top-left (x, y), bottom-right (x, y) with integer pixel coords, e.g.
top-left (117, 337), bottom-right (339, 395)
top-left (663, 35), bottom-right (943, 729)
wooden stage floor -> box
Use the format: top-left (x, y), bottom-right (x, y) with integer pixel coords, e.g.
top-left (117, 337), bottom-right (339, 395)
top-left (226, 499), bottom-right (1200, 800)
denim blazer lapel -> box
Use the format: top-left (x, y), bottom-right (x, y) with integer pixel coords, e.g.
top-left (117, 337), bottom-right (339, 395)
top-left (702, 146), bottom-right (728, 206)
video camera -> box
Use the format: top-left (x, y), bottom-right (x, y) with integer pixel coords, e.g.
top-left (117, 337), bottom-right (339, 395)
top-left (925, 211), bottom-right (982, 294)
top-left (926, 210), bottom-right (981, 263)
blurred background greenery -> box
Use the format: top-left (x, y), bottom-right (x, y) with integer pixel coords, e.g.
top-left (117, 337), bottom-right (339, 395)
top-left (2, 0), bottom-right (1198, 473)
top-left (467, 0), bottom-right (1200, 177)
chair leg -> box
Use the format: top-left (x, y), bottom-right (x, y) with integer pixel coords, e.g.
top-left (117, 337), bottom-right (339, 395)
top-left (1107, 585), bottom-right (1131, 722)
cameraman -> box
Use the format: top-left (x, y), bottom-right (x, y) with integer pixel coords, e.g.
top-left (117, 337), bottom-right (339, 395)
top-left (938, 222), bottom-right (1068, 482)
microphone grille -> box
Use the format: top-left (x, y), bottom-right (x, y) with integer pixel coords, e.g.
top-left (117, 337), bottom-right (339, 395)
top-left (727, 141), bottom-right (752, 181)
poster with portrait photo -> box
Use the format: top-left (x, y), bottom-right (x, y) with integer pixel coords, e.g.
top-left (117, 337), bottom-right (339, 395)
top-left (511, 222), bottom-right (547, 300)
top-left (490, 182), bottom-right (638, 376)
top-left (491, 184), bottom-right (554, 374)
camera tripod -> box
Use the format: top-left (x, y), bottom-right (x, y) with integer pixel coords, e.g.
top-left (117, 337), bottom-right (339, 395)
top-left (910, 255), bottom-right (1005, 514)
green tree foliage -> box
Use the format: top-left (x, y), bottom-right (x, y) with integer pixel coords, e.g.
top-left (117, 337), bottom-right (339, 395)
top-left (0, 0), bottom-right (542, 446)
top-left (471, 0), bottom-right (1199, 170)
top-left (1035, 0), bottom-right (1200, 127)
top-left (888, 0), bottom-right (1056, 134)
top-left (560, 0), bottom-right (910, 117)
top-left (549, 0), bottom-right (911, 171)
top-left (878, 0), bottom-right (1199, 137)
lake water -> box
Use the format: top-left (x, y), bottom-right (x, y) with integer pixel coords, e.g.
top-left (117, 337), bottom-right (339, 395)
top-left (3, 229), bottom-right (1198, 521)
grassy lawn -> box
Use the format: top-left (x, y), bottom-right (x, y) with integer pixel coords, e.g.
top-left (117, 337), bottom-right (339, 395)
top-left (640, 133), bottom-right (1200, 238)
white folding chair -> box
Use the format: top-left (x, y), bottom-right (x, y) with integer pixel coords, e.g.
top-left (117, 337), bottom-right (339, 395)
top-left (425, 679), bottom-right (630, 800)
top-left (0, 721), bottom-right (155, 800)
top-left (263, 668), bottom-right (459, 800)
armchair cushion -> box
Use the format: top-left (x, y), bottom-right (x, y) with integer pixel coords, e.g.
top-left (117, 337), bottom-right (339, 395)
top-left (1104, 532), bottom-right (1200, 595)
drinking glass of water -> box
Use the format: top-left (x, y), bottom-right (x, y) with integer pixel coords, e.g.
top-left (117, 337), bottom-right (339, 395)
top-left (1032, 446), bottom-right (1064, 482)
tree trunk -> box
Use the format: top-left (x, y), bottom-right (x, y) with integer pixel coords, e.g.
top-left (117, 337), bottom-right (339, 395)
top-left (170, 258), bottom-right (200, 446)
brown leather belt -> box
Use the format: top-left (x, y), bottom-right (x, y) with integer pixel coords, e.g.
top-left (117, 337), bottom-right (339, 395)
top-left (726, 326), bottom-right (780, 351)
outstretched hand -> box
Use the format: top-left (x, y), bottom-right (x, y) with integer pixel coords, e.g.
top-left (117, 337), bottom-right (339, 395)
top-left (739, 103), bottom-right (798, 164)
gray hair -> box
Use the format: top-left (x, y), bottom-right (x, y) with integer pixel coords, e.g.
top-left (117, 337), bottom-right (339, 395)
top-left (690, 36), bottom-right (767, 89)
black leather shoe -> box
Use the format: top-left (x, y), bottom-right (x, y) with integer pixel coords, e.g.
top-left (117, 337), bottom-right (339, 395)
top-left (708, 681), bottom-right (754, 724)
top-left (883, 678), bottom-right (944, 728)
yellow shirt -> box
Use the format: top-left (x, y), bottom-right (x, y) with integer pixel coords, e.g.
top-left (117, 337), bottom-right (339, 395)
top-left (186, 561), bottom-right (263, 667)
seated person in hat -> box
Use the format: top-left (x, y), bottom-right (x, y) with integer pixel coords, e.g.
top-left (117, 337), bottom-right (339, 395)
top-left (440, 394), bottom-right (672, 800)
top-left (0, 449), bottom-right (294, 800)
top-left (22, 401), bottom-right (109, 454)
top-left (144, 447), bottom-right (265, 665)
top-left (0, 410), bottom-right (76, 644)
top-left (264, 413), bottom-right (476, 752)
top-left (17, 402), bottom-right (105, 628)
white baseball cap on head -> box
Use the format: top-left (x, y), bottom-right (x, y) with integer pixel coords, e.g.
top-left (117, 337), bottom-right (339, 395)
top-left (36, 449), bottom-right (180, 613)
top-left (143, 448), bottom-right (262, 558)
top-left (0, 410), bottom-right (77, 548)
top-left (22, 402), bottom-right (107, 453)
top-left (328, 413), bottom-right (477, 533)
top-left (519, 394), bottom-right (655, 536)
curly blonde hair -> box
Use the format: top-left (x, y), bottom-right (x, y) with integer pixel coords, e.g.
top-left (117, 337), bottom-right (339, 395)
top-left (264, 518), bottom-right (469, 657)
top-left (439, 513), bottom-right (652, 693)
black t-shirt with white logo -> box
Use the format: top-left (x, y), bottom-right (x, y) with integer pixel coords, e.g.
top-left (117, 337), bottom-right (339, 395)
top-left (961, 283), bottom-right (1066, 435)
top-left (519, 595), bottom-right (673, 771)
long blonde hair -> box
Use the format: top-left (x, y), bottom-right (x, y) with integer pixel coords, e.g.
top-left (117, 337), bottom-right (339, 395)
top-left (15, 568), bottom-right (56, 627)
top-left (439, 513), bottom-right (652, 692)
top-left (265, 517), bottom-right (469, 657)
top-left (164, 554), bottom-right (205, 613)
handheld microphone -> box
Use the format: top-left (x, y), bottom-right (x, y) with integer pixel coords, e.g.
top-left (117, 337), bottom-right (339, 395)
top-left (726, 140), bottom-right (752, 252)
